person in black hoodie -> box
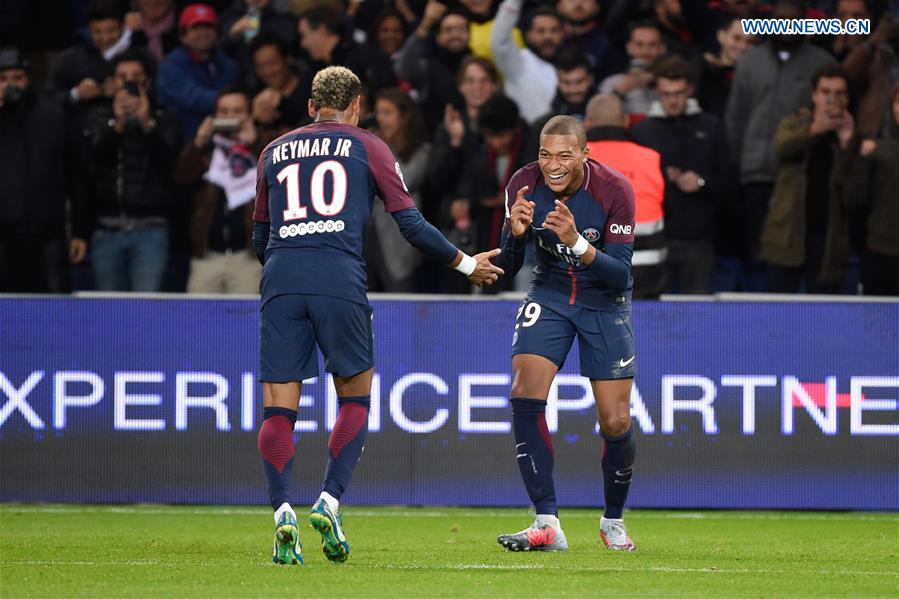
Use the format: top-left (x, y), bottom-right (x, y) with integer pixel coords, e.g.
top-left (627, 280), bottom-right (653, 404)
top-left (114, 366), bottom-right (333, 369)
top-left (632, 55), bottom-right (734, 294)
top-left (0, 49), bottom-right (81, 292)
top-left (83, 49), bottom-right (181, 291)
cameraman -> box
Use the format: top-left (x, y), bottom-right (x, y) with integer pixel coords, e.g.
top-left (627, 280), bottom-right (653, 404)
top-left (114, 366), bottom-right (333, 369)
top-left (0, 49), bottom-right (80, 293)
top-left (85, 49), bottom-right (181, 292)
top-left (174, 88), bottom-right (264, 294)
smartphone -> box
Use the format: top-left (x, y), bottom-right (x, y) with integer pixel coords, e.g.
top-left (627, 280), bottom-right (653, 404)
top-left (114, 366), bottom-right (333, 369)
top-left (124, 81), bottom-right (141, 97)
top-left (211, 118), bottom-right (242, 134)
top-left (629, 58), bottom-right (649, 72)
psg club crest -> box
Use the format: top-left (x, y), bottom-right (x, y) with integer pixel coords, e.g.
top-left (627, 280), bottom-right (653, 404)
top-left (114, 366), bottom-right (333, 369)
top-left (581, 227), bottom-right (600, 243)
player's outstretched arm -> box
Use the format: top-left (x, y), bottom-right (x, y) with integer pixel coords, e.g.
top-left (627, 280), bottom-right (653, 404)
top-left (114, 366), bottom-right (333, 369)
top-left (391, 207), bottom-right (505, 286)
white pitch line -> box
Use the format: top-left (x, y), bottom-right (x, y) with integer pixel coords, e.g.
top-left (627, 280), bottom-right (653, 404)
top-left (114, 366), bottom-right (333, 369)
top-left (1, 506), bottom-right (896, 522)
top-left (3, 560), bottom-right (896, 578)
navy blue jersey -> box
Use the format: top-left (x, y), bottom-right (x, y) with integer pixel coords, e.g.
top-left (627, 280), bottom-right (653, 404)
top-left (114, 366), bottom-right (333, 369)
top-left (254, 121), bottom-right (415, 305)
top-left (504, 159), bottom-right (636, 309)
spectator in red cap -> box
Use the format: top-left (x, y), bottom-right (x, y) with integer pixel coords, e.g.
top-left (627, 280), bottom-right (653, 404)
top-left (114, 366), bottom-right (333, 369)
top-left (157, 3), bottom-right (238, 138)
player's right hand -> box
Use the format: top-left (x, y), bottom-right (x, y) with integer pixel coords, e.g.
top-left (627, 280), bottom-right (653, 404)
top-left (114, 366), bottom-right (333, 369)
top-left (510, 186), bottom-right (535, 238)
top-left (468, 248), bottom-right (505, 287)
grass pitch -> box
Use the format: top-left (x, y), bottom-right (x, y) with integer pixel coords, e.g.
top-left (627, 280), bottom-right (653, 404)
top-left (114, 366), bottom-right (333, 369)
top-left (1, 505), bottom-right (896, 598)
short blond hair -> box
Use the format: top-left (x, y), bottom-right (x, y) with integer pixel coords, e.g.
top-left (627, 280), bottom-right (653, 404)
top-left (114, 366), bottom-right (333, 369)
top-left (310, 66), bottom-right (362, 111)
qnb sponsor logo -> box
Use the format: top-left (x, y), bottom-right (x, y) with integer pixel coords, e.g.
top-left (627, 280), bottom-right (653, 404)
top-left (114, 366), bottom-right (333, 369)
top-left (2, 371), bottom-right (896, 437)
top-left (279, 219), bottom-right (345, 238)
top-left (741, 18), bottom-right (870, 36)
top-left (609, 223), bottom-right (632, 235)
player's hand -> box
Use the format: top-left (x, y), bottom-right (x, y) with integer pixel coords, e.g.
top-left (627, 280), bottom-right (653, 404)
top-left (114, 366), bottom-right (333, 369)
top-left (860, 139), bottom-right (878, 157)
top-left (509, 186), bottom-right (534, 238)
top-left (467, 248), bottom-right (505, 286)
top-left (543, 199), bottom-right (578, 247)
top-left (69, 238), bottom-right (87, 264)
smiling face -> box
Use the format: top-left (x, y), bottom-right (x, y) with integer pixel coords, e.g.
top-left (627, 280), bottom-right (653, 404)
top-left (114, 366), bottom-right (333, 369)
top-left (458, 62), bottom-right (497, 111)
top-left (538, 133), bottom-right (588, 197)
top-left (377, 15), bottom-right (406, 55)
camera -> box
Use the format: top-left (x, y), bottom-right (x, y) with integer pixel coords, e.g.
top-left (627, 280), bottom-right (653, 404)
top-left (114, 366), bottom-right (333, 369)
top-left (2, 84), bottom-right (22, 106)
top-left (123, 81), bottom-right (141, 97)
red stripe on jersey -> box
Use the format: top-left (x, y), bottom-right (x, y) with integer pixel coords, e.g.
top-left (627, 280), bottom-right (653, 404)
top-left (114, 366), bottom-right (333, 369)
top-left (568, 265), bottom-right (577, 305)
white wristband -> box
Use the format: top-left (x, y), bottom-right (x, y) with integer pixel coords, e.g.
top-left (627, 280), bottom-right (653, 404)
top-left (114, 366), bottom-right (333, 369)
top-left (570, 235), bottom-right (590, 257)
top-left (454, 253), bottom-right (477, 276)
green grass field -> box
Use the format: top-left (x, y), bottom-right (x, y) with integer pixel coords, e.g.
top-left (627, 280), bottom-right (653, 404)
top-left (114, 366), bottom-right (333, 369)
top-left (1, 505), bottom-right (896, 598)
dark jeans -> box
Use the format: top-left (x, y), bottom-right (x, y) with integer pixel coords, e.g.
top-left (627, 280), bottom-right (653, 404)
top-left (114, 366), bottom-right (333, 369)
top-left (741, 182), bottom-right (774, 292)
top-left (0, 236), bottom-right (70, 293)
top-left (667, 239), bottom-right (715, 295)
top-left (765, 236), bottom-right (842, 294)
top-left (861, 249), bottom-right (899, 296)
top-left (91, 225), bottom-right (168, 292)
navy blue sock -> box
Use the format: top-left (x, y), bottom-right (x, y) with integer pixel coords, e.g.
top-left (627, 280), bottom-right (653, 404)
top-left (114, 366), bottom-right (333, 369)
top-left (601, 425), bottom-right (636, 519)
top-left (511, 398), bottom-right (557, 516)
top-left (258, 407), bottom-right (297, 510)
top-left (322, 396), bottom-right (370, 500)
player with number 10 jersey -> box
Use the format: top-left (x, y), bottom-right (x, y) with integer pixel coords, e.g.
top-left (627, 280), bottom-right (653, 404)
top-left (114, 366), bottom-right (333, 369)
top-left (251, 66), bottom-right (502, 566)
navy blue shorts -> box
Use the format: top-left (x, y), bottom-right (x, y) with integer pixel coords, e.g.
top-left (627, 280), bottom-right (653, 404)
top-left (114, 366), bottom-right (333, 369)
top-left (511, 297), bottom-right (636, 380)
top-left (260, 294), bottom-right (374, 382)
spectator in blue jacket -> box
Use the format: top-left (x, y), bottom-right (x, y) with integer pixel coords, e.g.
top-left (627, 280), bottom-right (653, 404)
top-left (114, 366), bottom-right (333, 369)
top-left (157, 3), bottom-right (238, 138)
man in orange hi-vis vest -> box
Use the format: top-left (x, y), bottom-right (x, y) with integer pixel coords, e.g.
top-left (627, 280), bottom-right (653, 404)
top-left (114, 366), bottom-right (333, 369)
top-left (584, 94), bottom-right (667, 299)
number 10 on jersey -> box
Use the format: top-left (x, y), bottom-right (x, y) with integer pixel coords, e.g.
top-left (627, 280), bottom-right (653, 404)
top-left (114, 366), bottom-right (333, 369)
top-left (277, 160), bottom-right (348, 222)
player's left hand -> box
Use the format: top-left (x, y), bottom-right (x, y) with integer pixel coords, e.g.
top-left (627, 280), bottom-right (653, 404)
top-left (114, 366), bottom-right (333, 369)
top-left (543, 200), bottom-right (579, 247)
top-left (468, 248), bottom-right (505, 286)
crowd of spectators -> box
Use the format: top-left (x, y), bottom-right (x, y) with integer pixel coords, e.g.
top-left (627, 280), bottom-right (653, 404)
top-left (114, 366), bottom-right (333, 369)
top-left (0, 0), bottom-right (896, 296)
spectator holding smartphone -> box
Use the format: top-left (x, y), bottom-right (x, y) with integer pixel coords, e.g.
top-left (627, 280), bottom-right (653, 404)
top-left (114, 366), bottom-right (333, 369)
top-left (84, 49), bottom-right (181, 292)
top-left (174, 89), bottom-right (263, 294)
top-left (760, 64), bottom-right (856, 294)
top-left (598, 21), bottom-right (667, 124)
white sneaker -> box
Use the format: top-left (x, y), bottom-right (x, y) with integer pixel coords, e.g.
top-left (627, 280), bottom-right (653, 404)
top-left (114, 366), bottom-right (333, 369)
top-left (497, 515), bottom-right (569, 551)
top-left (600, 517), bottom-right (636, 551)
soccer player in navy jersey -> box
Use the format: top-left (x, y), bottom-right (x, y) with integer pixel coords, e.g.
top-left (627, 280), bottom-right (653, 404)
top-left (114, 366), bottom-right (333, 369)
top-left (494, 115), bottom-right (638, 552)
top-left (252, 66), bottom-right (503, 565)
